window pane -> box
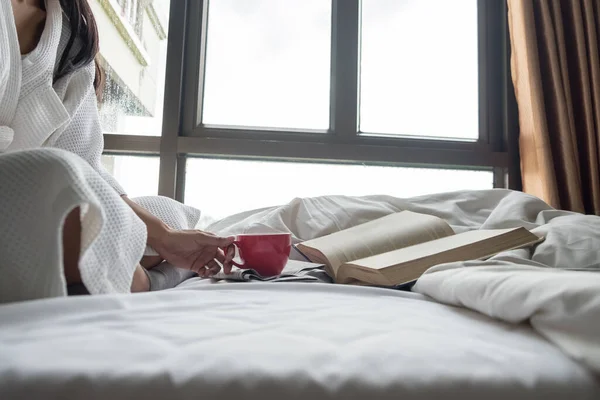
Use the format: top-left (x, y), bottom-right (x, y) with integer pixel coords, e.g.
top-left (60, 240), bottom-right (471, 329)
top-left (185, 158), bottom-right (492, 221)
top-left (202, 0), bottom-right (331, 130)
top-left (360, 0), bottom-right (479, 139)
top-left (101, 155), bottom-right (159, 197)
top-left (92, 0), bottom-right (171, 136)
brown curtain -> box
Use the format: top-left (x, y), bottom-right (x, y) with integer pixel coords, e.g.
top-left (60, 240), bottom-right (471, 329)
top-left (507, 0), bottom-right (600, 214)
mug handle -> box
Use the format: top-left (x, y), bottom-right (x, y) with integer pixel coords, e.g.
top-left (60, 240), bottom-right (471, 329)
top-left (225, 241), bottom-right (245, 268)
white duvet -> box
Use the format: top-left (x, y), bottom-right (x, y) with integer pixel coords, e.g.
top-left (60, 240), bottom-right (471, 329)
top-left (205, 189), bottom-right (600, 374)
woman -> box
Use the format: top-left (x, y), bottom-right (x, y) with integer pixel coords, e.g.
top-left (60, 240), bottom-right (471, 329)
top-left (0, 0), bottom-right (234, 303)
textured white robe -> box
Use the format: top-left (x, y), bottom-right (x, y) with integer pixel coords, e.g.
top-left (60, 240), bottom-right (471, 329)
top-left (0, 0), bottom-right (197, 303)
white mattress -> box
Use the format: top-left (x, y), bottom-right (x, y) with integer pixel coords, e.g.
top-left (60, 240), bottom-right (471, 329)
top-left (0, 282), bottom-right (598, 400)
top-left (3, 189), bottom-right (600, 399)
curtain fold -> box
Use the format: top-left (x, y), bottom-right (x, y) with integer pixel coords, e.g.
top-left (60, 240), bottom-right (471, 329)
top-left (507, 0), bottom-right (600, 214)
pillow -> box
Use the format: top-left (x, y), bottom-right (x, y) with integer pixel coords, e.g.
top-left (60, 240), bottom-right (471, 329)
top-left (131, 196), bottom-right (202, 256)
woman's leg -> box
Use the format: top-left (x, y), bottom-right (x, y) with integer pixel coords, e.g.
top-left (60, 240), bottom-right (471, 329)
top-left (131, 264), bottom-right (150, 292)
top-left (140, 255), bottom-right (163, 269)
top-left (0, 148), bottom-right (147, 303)
top-left (63, 207), bottom-right (149, 293)
top-left (63, 207), bottom-right (82, 285)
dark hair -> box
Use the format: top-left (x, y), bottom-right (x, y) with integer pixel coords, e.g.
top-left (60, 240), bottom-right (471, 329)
top-left (55, 0), bottom-right (103, 99)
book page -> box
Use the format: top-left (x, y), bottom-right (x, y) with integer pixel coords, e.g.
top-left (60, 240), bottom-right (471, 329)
top-left (296, 211), bottom-right (454, 277)
top-left (347, 228), bottom-right (540, 272)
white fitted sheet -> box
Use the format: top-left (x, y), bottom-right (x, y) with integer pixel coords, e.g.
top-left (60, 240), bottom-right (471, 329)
top-left (0, 283), bottom-right (598, 400)
top-left (203, 189), bottom-right (600, 374)
top-left (3, 189), bottom-right (600, 399)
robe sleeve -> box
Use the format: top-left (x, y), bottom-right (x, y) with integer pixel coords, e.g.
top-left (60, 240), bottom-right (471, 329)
top-left (48, 62), bottom-right (127, 195)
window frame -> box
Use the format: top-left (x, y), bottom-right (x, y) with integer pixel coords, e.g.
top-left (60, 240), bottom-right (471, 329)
top-left (103, 0), bottom-right (520, 201)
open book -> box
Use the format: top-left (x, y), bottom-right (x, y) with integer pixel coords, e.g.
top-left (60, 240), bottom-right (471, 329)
top-left (295, 211), bottom-right (542, 287)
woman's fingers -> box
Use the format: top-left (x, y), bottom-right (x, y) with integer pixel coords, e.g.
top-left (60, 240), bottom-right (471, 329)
top-left (226, 245), bottom-right (235, 262)
top-left (215, 248), bottom-right (226, 264)
top-left (190, 247), bottom-right (226, 277)
top-left (194, 259), bottom-right (222, 278)
top-left (191, 263), bottom-right (205, 277)
top-left (222, 245), bottom-right (235, 274)
top-left (190, 250), bottom-right (210, 275)
top-left (159, 229), bottom-right (235, 277)
top-left (197, 232), bottom-right (235, 248)
top-left (215, 244), bottom-right (237, 274)
top-left (206, 260), bottom-right (221, 276)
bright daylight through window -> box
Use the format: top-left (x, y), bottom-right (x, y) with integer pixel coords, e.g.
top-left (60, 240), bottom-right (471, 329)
top-left (202, 0), bottom-right (332, 130)
top-left (100, 0), bottom-right (500, 220)
top-left (186, 158), bottom-right (492, 222)
top-left (360, 0), bottom-right (479, 139)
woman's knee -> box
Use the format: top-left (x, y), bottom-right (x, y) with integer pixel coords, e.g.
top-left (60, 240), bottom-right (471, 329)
top-left (0, 149), bottom-right (98, 205)
top-left (0, 148), bottom-right (88, 175)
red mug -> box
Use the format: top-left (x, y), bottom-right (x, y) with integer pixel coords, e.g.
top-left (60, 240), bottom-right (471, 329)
top-left (228, 233), bottom-right (292, 276)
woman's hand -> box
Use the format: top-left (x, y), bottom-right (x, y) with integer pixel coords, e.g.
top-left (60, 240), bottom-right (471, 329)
top-left (120, 196), bottom-right (236, 277)
top-left (154, 230), bottom-right (235, 277)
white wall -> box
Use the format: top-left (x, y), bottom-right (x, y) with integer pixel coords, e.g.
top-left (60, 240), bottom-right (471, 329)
top-left (90, 0), bottom-right (166, 116)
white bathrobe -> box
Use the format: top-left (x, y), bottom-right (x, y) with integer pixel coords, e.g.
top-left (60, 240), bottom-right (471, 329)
top-left (0, 0), bottom-right (198, 303)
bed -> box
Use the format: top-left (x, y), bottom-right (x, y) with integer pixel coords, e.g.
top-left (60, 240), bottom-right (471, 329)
top-left (1, 189), bottom-right (599, 399)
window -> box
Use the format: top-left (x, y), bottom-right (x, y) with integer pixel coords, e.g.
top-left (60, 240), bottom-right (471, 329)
top-left (101, 155), bottom-right (160, 197)
top-left (94, 0), bottom-right (170, 137)
top-left (185, 158), bottom-right (493, 221)
top-left (360, 0), bottom-right (479, 139)
top-left (202, 0), bottom-right (332, 130)
top-left (94, 0), bottom-right (171, 194)
top-left (103, 0), bottom-right (517, 218)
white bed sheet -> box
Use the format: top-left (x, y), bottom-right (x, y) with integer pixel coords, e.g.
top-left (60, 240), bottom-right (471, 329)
top-left (201, 189), bottom-right (600, 373)
top-left (3, 189), bottom-right (600, 399)
top-left (1, 283), bottom-right (598, 400)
